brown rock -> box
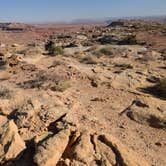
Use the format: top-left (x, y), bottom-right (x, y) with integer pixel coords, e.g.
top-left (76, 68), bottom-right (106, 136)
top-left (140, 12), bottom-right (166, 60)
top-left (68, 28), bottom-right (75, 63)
top-left (126, 99), bottom-right (166, 129)
top-left (99, 134), bottom-right (150, 166)
top-left (34, 129), bottom-right (70, 166)
top-left (72, 131), bottom-right (95, 164)
top-left (0, 120), bottom-right (26, 164)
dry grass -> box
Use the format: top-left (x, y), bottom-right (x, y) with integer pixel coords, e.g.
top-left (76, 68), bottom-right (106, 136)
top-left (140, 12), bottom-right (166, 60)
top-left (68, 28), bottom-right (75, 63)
top-left (80, 55), bottom-right (98, 64)
top-left (114, 63), bottom-right (133, 70)
top-left (50, 81), bottom-right (71, 92)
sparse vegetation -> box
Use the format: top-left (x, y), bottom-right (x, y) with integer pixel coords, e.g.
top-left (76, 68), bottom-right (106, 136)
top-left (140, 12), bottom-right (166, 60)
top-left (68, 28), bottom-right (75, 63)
top-left (80, 55), bottom-right (98, 64)
top-left (97, 47), bottom-right (113, 57)
top-left (119, 35), bottom-right (137, 45)
top-left (0, 19), bottom-right (166, 166)
top-left (114, 63), bottom-right (133, 70)
top-left (19, 71), bottom-right (47, 89)
top-left (45, 41), bottom-right (64, 56)
top-left (50, 81), bottom-right (70, 92)
top-left (154, 78), bottom-right (166, 98)
top-left (142, 78), bottom-right (166, 99)
top-left (0, 86), bottom-right (13, 99)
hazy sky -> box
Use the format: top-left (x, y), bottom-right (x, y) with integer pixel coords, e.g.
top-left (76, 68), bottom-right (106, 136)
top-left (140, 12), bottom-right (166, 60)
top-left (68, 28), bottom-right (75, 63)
top-left (0, 0), bottom-right (166, 22)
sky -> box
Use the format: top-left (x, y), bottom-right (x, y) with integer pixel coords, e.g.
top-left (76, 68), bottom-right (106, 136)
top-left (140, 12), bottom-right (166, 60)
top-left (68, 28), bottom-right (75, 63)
top-left (0, 0), bottom-right (166, 23)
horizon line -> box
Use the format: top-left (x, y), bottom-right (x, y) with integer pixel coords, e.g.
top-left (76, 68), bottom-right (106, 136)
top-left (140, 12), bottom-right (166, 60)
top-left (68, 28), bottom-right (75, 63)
top-left (0, 14), bottom-right (166, 24)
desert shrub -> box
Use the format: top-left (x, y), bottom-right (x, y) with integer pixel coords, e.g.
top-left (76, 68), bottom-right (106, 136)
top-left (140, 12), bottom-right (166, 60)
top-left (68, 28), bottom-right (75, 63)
top-left (45, 41), bottom-right (63, 56)
top-left (119, 35), bottom-right (137, 45)
top-left (154, 78), bottom-right (166, 98)
top-left (51, 46), bottom-right (63, 56)
top-left (90, 77), bottom-right (99, 87)
top-left (50, 81), bottom-right (70, 92)
top-left (80, 55), bottom-right (98, 64)
top-left (114, 63), bottom-right (133, 70)
top-left (97, 47), bottom-right (113, 57)
top-left (45, 41), bottom-right (54, 51)
top-left (72, 51), bottom-right (86, 59)
top-left (17, 49), bottom-right (27, 55)
top-left (20, 71), bottom-right (47, 89)
top-left (0, 86), bottom-right (13, 99)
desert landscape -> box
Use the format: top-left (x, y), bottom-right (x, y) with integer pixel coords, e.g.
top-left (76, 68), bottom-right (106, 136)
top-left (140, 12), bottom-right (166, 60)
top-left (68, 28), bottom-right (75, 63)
top-left (0, 18), bottom-right (166, 166)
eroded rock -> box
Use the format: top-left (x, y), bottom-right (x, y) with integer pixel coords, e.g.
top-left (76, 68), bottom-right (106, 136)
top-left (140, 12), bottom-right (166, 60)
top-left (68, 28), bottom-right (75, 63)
top-left (0, 120), bottom-right (26, 164)
top-left (34, 129), bottom-right (70, 166)
top-left (127, 104), bottom-right (166, 129)
top-left (72, 131), bottom-right (95, 164)
top-left (99, 134), bottom-right (150, 166)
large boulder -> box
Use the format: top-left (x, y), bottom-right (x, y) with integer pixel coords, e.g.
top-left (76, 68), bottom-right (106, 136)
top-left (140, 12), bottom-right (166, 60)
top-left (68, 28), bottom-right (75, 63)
top-left (72, 131), bottom-right (95, 164)
top-left (0, 120), bottom-right (26, 164)
top-left (34, 129), bottom-right (70, 166)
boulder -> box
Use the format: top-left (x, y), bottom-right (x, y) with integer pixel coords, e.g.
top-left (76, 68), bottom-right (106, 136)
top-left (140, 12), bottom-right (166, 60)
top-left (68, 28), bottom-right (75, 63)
top-left (0, 115), bottom-right (8, 134)
top-left (72, 131), bottom-right (95, 164)
top-left (127, 103), bottom-right (166, 129)
top-left (0, 120), bottom-right (26, 164)
top-left (34, 129), bottom-right (70, 166)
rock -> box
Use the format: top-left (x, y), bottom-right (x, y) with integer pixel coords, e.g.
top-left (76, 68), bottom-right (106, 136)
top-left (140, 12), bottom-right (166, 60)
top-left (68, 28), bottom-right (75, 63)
top-left (0, 115), bottom-right (8, 134)
top-left (0, 120), bottom-right (26, 164)
top-left (111, 70), bottom-right (142, 89)
top-left (93, 134), bottom-right (116, 165)
top-left (99, 134), bottom-right (150, 166)
top-left (13, 99), bottom-right (41, 129)
top-left (122, 97), bottom-right (166, 129)
top-left (38, 106), bottom-right (69, 127)
top-left (127, 105), bottom-right (166, 129)
top-left (72, 131), bottom-right (95, 164)
top-left (34, 129), bottom-right (70, 166)
top-left (12, 43), bottom-right (20, 47)
top-left (76, 35), bottom-right (87, 41)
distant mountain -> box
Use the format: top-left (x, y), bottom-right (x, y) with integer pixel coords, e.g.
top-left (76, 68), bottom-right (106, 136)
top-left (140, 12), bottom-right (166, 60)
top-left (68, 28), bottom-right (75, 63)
top-left (107, 16), bottom-right (166, 23)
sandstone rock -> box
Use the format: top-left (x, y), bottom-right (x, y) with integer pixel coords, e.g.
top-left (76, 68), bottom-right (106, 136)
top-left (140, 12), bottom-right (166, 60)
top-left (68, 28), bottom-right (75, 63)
top-left (72, 131), bottom-right (95, 164)
top-left (0, 115), bottom-right (8, 134)
top-left (34, 129), bottom-right (70, 166)
top-left (127, 103), bottom-right (166, 129)
top-left (38, 106), bottom-right (69, 127)
top-left (13, 99), bottom-right (41, 129)
top-left (99, 134), bottom-right (150, 166)
top-left (93, 134), bottom-right (116, 165)
top-left (76, 35), bottom-right (87, 41)
top-left (111, 70), bottom-right (142, 89)
top-left (0, 120), bottom-right (26, 164)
